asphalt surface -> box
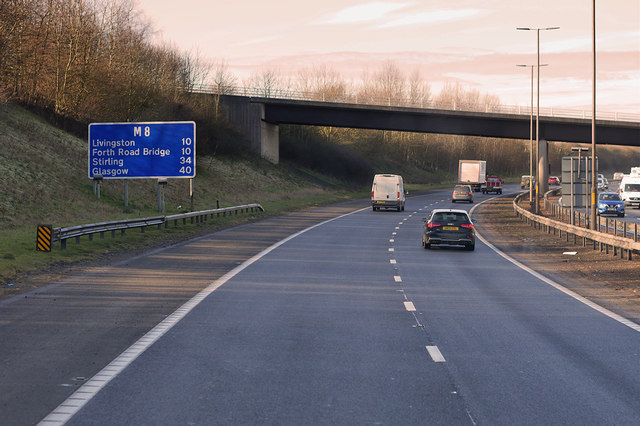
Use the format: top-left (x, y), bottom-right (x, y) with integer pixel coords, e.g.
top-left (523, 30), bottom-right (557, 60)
top-left (2, 187), bottom-right (640, 424)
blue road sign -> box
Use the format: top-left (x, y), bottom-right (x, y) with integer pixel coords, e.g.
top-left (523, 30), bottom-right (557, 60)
top-left (88, 121), bottom-right (196, 179)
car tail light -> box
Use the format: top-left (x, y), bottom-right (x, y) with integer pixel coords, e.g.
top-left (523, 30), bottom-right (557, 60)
top-left (397, 191), bottom-right (400, 199)
top-left (467, 191), bottom-right (472, 195)
top-left (453, 191), bottom-right (458, 195)
top-left (371, 191), bottom-right (374, 199)
top-left (461, 223), bottom-right (474, 229)
top-left (428, 222), bottom-right (441, 229)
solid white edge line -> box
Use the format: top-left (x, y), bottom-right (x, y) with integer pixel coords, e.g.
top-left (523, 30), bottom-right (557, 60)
top-left (470, 196), bottom-right (640, 334)
top-left (426, 346), bottom-right (446, 362)
top-left (39, 206), bottom-right (370, 425)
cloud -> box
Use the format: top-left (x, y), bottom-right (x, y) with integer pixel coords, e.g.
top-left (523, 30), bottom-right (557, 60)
top-left (235, 35), bottom-right (282, 47)
top-left (378, 8), bottom-right (483, 28)
top-left (317, 2), bottom-right (411, 25)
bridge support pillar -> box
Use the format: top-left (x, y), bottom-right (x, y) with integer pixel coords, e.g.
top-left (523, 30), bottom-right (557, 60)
top-left (538, 139), bottom-right (549, 195)
top-left (221, 95), bottom-right (279, 163)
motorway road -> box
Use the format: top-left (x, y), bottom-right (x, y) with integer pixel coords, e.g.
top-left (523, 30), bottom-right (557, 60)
top-left (3, 187), bottom-right (640, 424)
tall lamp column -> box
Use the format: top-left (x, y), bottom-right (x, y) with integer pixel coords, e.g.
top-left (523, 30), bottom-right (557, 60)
top-left (517, 26), bottom-right (559, 214)
top-left (517, 64), bottom-right (547, 207)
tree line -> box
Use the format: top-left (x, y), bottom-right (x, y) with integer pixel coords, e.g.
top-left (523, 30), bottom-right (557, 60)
top-left (0, 0), bottom-right (209, 122)
top-left (2, 1), bottom-right (635, 184)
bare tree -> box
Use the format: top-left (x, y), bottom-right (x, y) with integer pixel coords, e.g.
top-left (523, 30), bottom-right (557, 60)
top-left (209, 59), bottom-right (237, 119)
top-left (408, 68), bottom-right (431, 108)
top-left (373, 61), bottom-right (405, 105)
top-left (246, 67), bottom-right (282, 97)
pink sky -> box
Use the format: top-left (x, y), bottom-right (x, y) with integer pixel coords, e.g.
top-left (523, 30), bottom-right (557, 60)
top-left (137, 0), bottom-right (639, 113)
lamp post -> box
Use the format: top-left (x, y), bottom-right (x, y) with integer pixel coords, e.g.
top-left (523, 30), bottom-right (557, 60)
top-left (517, 64), bottom-right (547, 207)
top-left (517, 26), bottom-right (559, 214)
top-left (590, 0), bottom-right (597, 229)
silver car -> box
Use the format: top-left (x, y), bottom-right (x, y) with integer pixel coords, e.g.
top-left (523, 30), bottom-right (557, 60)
top-left (452, 184), bottom-right (473, 203)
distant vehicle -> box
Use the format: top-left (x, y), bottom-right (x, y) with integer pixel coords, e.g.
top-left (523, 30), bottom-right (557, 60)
top-left (619, 174), bottom-right (640, 208)
top-left (613, 172), bottom-right (624, 181)
top-left (597, 176), bottom-right (608, 190)
top-left (458, 160), bottom-right (486, 192)
top-left (597, 192), bottom-right (625, 217)
top-left (481, 176), bottom-right (502, 194)
top-left (422, 209), bottom-right (475, 251)
top-left (452, 184), bottom-right (473, 203)
top-left (371, 174), bottom-right (405, 212)
top-left (548, 176), bottom-right (560, 185)
top-left (630, 167), bottom-right (640, 176)
top-left (520, 175), bottom-right (534, 189)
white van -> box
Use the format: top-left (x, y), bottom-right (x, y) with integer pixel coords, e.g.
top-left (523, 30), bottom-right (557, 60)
top-left (619, 175), bottom-right (640, 208)
top-left (371, 174), bottom-right (405, 211)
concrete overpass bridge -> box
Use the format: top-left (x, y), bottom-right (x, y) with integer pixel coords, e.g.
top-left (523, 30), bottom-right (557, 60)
top-left (220, 93), bottom-right (639, 190)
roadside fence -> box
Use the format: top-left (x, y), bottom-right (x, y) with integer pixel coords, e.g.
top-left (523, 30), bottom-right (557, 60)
top-left (513, 191), bottom-right (639, 260)
top-left (50, 204), bottom-right (264, 250)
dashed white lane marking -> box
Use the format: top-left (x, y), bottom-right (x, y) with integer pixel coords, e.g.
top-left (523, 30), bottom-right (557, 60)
top-left (394, 275), bottom-right (402, 282)
top-left (395, 226), bottom-right (400, 230)
top-left (404, 301), bottom-right (416, 311)
top-left (388, 248), bottom-right (395, 252)
top-left (392, 232), bottom-right (397, 236)
top-left (39, 206), bottom-right (372, 425)
top-left (426, 346), bottom-right (446, 362)
top-left (390, 259), bottom-right (397, 264)
top-left (389, 239), bottom-right (395, 243)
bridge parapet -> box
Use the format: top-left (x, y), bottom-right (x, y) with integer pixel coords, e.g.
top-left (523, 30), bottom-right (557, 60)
top-left (202, 85), bottom-right (640, 123)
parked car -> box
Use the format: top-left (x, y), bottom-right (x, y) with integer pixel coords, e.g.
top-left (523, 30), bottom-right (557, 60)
top-left (548, 176), bottom-right (560, 185)
top-left (422, 209), bottom-right (475, 251)
top-left (452, 184), bottom-right (473, 203)
top-left (520, 175), bottom-right (534, 189)
top-left (597, 192), bottom-right (625, 217)
top-left (481, 176), bottom-right (502, 194)
top-left (371, 174), bottom-right (405, 211)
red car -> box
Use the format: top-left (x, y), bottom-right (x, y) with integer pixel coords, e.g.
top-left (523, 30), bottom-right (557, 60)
top-left (548, 176), bottom-right (560, 185)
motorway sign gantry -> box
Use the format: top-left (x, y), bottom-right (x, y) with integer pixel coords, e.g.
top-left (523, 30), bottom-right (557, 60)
top-left (88, 121), bottom-right (196, 179)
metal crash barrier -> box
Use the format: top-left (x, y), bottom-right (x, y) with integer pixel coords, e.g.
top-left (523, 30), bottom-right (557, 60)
top-left (514, 192), bottom-right (639, 260)
top-left (50, 204), bottom-right (264, 250)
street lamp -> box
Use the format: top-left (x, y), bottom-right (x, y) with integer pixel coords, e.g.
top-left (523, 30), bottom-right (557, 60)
top-left (590, 0), bottom-right (597, 230)
top-left (517, 64), bottom-right (547, 206)
top-left (517, 26), bottom-right (559, 214)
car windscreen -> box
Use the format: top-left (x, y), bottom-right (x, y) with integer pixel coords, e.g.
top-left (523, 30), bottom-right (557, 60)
top-left (432, 212), bottom-right (470, 224)
top-left (623, 184), bottom-right (640, 192)
top-left (454, 186), bottom-right (468, 192)
top-left (600, 194), bottom-right (621, 201)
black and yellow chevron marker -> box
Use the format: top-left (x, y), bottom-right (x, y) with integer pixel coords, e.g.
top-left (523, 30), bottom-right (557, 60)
top-left (36, 225), bottom-right (52, 252)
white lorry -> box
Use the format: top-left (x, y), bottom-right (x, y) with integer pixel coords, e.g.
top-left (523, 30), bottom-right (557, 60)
top-left (458, 160), bottom-right (486, 192)
top-left (371, 174), bottom-right (405, 212)
top-left (619, 174), bottom-right (640, 208)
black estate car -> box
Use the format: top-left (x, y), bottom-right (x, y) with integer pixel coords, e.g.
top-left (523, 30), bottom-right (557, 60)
top-left (422, 209), bottom-right (475, 251)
